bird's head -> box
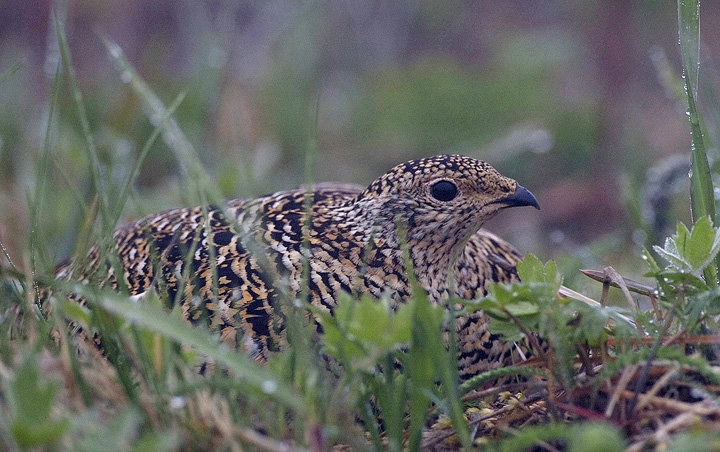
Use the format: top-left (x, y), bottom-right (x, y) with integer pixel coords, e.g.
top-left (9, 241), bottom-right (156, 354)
top-left (357, 155), bottom-right (539, 258)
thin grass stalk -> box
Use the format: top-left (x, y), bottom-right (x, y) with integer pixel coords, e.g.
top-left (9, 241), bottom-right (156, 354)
top-left (99, 34), bottom-right (221, 207)
top-left (396, 222), bottom-right (471, 450)
top-left (83, 286), bottom-right (306, 411)
top-left (0, 62), bottom-right (21, 86)
top-left (678, 0), bottom-right (718, 286)
top-left (54, 13), bottom-right (111, 231)
top-left (110, 91), bottom-right (187, 227)
top-left (28, 62), bottom-right (63, 308)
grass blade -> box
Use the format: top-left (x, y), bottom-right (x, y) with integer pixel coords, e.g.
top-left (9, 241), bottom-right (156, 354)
top-left (678, 0), bottom-right (700, 100)
top-left (99, 34), bottom-right (220, 206)
top-left (677, 0), bottom-right (718, 286)
top-left (54, 12), bottom-right (110, 231)
top-left (79, 287), bottom-right (306, 412)
top-left (0, 62), bottom-right (21, 87)
top-left (110, 91), bottom-right (187, 227)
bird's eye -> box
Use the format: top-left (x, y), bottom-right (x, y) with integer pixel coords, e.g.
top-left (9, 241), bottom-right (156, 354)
top-left (430, 180), bottom-right (458, 202)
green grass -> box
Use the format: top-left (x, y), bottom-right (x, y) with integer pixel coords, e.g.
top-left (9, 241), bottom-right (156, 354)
top-left (3, 2), bottom-right (720, 451)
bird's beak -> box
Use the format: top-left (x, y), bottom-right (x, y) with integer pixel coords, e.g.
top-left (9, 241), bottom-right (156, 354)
top-left (491, 184), bottom-right (540, 210)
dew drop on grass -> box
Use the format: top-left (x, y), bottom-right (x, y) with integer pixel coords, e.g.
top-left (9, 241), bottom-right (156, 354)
top-left (549, 230), bottom-right (565, 244)
top-left (632, 229), bottom-right (647, 245)
top-left (107, 42), bottom-right (122, 59)
top-left (169, 396), bottom-right (186, 409)
top-left (208, 46), bottom-right (227, 69)
top-left (120, 71), bottom-right (132, 84)
top-left (261, 379), bottom-right (278, 394)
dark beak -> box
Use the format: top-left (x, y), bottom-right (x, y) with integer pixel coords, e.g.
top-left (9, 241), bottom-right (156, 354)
top-left (491, 184), bottom-right (540, 210)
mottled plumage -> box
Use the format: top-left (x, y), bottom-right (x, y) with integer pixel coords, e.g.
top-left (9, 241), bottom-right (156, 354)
top-left (56, 155), bottom-right (539, 380)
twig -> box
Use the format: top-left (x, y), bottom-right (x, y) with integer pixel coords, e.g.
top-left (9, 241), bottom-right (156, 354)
top-left (605, 364), bottom-right (638, 418)
top-left (652, 412), bottom-right (700, 445)
top-left (606, 334), bottom-right (720, 346)
top-left (603, 267), bottom-right (646, 336)
top-left (462, 381), bottom-right (546, 402)
top-left (634, 364), bottom-right (679, 412)
top-left (421, 394), bottom-right (544, 449)
top-left (550, 400), bottom-right (615, 424)
top-left (614, 389), bottom-right (718, 416)
top-left (627, 311), bottom-right (675, 415)
top-left (235, 427), bottom-right (311, 452)
top-left (500, 426), bottom-right (562, 452)
top-left (580, 269), bottom-right (656, 296)
top-left (648, 292), bottom-right (663, 322)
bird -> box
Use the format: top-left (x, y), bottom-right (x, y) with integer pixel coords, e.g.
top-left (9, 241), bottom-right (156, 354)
top-left (54, 154), bottom-right (539, 381)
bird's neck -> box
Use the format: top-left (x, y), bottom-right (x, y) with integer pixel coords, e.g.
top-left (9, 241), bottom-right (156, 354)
top-left (347, 198), bottom-right (476, 302)
top-left (405, 225), bottom-right (479, 302)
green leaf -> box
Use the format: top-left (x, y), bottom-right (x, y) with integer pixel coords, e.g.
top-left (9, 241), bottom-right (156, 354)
top-left (677, 0), bottom-right (718, 286)
top-left (12, 420), bottom-right (70, 449)
top-left (74, 408), bottom-right (179, 452)
top-left (8, 358), bottom-right (69, 448)
top-left (505, 301), bottom-right (540, 316)
top-left (567, 422), bottom-right (625, 452)
top-left (517, 253), bottom-right (544, 282)
top-left (486, 318), bottom-right (524, 342)
top-left (62, 300), bottom-right (92, 325)
top-left (642, 246), bottom-right (662, 274)
top-left (319, 293), bottom-right (413, 365)
top-left (679, 217), bottom-right (716, 270)
top-left (691, 218), bottom-right (720, 271)
top-left (653, 218), bottom-right (720, 277)
top-left (654, 236), bottom-right (690, 270)
top-left (657, 269), bottom-right (708, 294)
top-left (567, 300), bottom-right (636, 346)
top-left (517, 254), bottom-right (562, 290)
top-left (677, 0), bottom-right (700, 100)
top-left (0, 62), bottom-right (21, 87)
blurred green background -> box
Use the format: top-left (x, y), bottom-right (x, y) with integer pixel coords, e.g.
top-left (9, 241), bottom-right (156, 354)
top-left (1, 0), bottom-right (719, 293)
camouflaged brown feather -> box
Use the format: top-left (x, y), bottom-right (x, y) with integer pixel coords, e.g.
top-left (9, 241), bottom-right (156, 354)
top-left (55, 155), bottom-right (539, 381)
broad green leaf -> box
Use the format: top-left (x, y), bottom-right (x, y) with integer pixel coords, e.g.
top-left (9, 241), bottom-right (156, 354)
top-left (686, 217), bottom-right (711, 265)
top-left (544, 260), bottom-right (562, 291)
top-left (657, 269), bottom-right (708, 294)
top-left (12, 421), bottom-right (70, 449)
top-left (8, 358), bottom-right (69, 448)
top-left (62, 301), bottom-right (92, 325)
top-left (642, 246), bottom-right (662, 274)
top-left (387, 302), bottom-right (413, 344)
top-left (657, 219), bottom-right (720, 272)
top-left (567, 422), bottom-right (625, 452)
top-left (505, 301), bottom-right (540, 316)
top-left (677, 0), bottom-right (700, 100)
top-left (677, 0), bottom-right (718, 286)
top-left (517, 254), bottom-right (562, 290)
top-left (653, 237), bottom-right (690, 270)
top-left (0, 61), bottom-right (21, 86)
top-left (349, 297), bottom-right (391, 343)
top-left (486, 318), bottom-right (524, 342)
top-left (691, 218), bottom-right (720, 271)
top-left (675, 221), bottom-right (691, 252)
top-left (517, 253), bottom-right (544, 282)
